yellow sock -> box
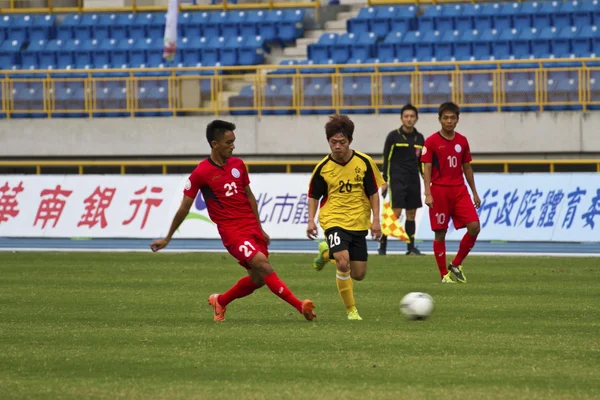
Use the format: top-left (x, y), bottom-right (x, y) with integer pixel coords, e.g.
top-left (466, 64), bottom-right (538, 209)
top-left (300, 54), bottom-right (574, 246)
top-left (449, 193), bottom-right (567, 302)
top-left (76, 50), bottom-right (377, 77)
top-left (336, 270), bottom-right (356, 313)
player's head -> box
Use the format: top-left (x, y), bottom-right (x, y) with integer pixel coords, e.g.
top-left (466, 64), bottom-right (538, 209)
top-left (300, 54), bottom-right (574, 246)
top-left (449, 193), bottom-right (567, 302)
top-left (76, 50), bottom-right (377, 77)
top-left (438, 102), bottom-right (460, 132)
top-left (325, 114), bottom-right (354, 157)
top-left (400, 104), bottom-right (419, 130)
top-left (206, 120), bottom-right (236, 159)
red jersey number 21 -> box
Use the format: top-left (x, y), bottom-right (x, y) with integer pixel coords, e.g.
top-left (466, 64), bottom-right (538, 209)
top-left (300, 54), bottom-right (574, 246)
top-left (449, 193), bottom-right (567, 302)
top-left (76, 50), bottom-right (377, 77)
top-left (239, 241), bottom-right (256, 257)
top-left (224, 182), bottom-right (238, 196)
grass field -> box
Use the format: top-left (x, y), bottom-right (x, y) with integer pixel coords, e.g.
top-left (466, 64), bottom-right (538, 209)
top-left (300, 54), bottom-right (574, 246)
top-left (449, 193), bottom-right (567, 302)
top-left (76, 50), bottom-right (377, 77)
top-left (1, 251), bottom-right (599, 400)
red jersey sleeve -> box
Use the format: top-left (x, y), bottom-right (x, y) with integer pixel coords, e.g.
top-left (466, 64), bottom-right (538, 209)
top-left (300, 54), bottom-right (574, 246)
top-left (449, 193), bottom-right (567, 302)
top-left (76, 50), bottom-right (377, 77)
top-left (241, 160), bottom-right (250, 187)
top-left (183, 165), bottom-right (203, 199)
top-left (462, 137), bottom-right (472, 164)
top-left (421, 136), bottom-right (434, 163)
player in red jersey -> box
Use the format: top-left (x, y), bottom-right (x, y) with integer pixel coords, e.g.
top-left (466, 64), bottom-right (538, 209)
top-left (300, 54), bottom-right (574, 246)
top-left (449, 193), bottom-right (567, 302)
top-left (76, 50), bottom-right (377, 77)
top-left (421, 102), bottom-right (481, 284)
top-left (150, 120), bottom-right (316, 321)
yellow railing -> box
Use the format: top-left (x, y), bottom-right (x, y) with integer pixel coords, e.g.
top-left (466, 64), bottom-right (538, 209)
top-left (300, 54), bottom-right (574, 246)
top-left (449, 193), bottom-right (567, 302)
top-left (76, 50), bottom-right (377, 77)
top-left (1, 159), bottom-right (599, 174)
top-left (0, 59), bottom-right (598, 117)
top-left (0, 0), bottom-right (320, 14)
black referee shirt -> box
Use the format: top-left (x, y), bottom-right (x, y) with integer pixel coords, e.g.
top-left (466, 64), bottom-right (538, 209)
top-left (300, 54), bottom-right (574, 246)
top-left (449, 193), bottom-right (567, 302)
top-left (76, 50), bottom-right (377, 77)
top-left (381, 127), bottom-right (425, 182)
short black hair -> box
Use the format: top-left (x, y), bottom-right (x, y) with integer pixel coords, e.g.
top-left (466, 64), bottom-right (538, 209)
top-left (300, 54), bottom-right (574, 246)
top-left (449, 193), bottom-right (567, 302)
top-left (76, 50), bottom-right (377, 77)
top-left (438, 102), bottom-right (460, 118)
top-left (206, 120), bottom-right (236, 146)
top-left (401, 103), bottom-right (419, 118)
top-left (325, 114), bottom-right (354, 141)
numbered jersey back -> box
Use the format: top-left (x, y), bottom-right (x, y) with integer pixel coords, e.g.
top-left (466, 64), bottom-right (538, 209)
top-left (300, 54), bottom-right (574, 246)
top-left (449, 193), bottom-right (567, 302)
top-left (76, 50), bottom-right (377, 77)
top-left (421, 132), bottom-right (472, 187)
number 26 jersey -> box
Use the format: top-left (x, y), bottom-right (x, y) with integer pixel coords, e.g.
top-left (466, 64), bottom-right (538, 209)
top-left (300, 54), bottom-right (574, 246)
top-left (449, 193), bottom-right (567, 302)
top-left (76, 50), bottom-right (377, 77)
top-left (421, 132), bottom-right (472, 187)
top-left (309, 150), bottom-right (385, 232)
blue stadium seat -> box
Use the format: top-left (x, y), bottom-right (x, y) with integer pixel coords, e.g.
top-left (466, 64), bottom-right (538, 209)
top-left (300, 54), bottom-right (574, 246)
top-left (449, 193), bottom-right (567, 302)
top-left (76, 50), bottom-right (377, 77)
top-left (279, 9), bottom-right (304, 42)
top-left (54, 79), bottom-right (86, 118)
top-left (462, 72), bottom-right (495, 112)
top-left (31, 15), bottom-right (55, 42)
top-left (93, 14), bottom-right (117, 40)
top-left (130, 13), bottom-right (154, 40)
top-left (221, 36), bottom-right (242, 66)
top-left (22, 39), bottom-right (46, 69)
top-left (308, 33), bottom-right (338, 62)
top-left (503, 71), bottom-right (539, 111)
top-left (371, 6), bottom-right (397, 39)
top-left (546, 69), bottom-right (582, 110)
top-left (420, 5), bottom-right (443, 31)
top-left (240, 10), bottom-right (264, 38)
top-left (352, 32), bottom-right (376, 61)
top-left (148, 13), bottom-right (166, 40)
top-left (264, 82), bottom-right (294, 115)
top-left (241, 35), bottom-right (267, 65)
top-left (452, 3), bottom-right (481, 30)
top-left (229, 84), bottom-right (256, 115)
top-left (422, 73), bottom-right (453, 110)
top-left (331, 33), bottom-right (354, 64)
top-left (0, 39), bottom-right (24, 69)
top-left (10, 15), bottom-right (34, 42)
top-left (223, 11), bottom-right (245, 37)
top-left (347, 7), bottom-right (376, 36)
top-left (57, 14), bottom-right (81, 41)
top-left (260, 10), bottom-right (284, 43)
top-left (377, 31), bottom-right (404, 60)
top-left (380, 73), bottom-right (411, 113)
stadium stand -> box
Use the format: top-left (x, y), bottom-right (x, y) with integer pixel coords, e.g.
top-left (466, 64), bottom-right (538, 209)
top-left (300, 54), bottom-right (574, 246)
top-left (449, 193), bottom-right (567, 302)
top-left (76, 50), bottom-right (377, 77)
top-left (0, 1), bottom-right (599, 117)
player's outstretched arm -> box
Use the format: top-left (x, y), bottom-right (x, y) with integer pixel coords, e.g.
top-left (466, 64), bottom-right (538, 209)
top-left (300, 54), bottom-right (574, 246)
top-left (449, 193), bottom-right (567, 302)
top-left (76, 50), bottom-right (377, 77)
top-left (150, 195), bottom-right (194, 252)
top-left (245, 185), bottom-right (270, 245)
top-left (462, 163), bottom-right (481, 209)
top-left (423, 163), bottom-right (433, 207)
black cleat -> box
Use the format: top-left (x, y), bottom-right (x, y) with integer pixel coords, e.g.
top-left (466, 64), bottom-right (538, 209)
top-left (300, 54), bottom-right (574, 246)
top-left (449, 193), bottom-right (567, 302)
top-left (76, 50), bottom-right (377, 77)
top-left (448, 264), bottom-right (467, 283)
top-left (405, 247), bottom-right (425, 256)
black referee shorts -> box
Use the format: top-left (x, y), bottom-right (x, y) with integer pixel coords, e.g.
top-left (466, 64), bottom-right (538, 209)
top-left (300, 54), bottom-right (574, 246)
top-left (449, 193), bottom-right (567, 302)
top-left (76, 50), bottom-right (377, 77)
top-left (389, 175), bottom-right (422, 210)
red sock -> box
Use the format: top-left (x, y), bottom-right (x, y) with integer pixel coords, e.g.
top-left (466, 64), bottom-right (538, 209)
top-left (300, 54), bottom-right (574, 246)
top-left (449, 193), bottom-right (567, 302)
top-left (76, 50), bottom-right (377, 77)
top-left (218, 276), bottom-right (259, 307)
top-left (263, 272), bottom-right (303, 313)
top-left (452, 233), bottom-right (478, 267)
top-left (433, 240), bottom-right (449, 278)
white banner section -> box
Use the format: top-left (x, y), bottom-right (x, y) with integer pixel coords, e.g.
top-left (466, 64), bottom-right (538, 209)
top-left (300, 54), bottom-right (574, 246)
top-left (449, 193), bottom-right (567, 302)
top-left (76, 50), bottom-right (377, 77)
top-left (0, 173), bottom-right (599, 242)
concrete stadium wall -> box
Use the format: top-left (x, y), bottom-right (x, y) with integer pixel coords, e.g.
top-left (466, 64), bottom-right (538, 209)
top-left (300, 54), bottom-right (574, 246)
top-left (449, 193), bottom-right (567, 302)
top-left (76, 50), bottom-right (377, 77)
top-left (1, 111), bottom-right (598, 157)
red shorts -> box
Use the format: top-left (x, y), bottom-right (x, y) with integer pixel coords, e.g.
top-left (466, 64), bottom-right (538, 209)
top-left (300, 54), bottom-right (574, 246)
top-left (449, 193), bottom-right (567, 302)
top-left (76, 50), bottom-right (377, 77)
top-left (224, 231), bottom-right (269, 269)
top-left (429, 184), bottom-right (479, 231)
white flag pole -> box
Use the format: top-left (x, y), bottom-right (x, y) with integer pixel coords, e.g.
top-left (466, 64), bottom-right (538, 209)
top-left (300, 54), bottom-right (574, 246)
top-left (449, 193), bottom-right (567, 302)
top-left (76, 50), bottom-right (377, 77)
top-left (163, 0), bottom-right (179, 61)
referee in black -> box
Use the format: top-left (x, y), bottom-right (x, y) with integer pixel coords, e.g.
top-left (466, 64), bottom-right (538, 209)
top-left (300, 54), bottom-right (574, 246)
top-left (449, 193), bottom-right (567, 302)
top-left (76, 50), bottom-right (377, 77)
top-left (379, 104), bottom-right (425, 256)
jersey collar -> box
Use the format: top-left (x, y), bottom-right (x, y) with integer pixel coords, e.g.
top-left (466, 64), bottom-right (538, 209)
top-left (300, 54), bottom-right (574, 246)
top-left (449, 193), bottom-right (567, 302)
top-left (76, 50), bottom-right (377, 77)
top-left (329, 150), bottom-right (355, 166)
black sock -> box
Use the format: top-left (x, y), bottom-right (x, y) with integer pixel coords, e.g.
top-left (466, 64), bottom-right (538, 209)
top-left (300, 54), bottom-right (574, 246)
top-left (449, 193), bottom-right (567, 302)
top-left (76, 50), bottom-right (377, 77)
top-left (405, 220), bottom-right (416, 250)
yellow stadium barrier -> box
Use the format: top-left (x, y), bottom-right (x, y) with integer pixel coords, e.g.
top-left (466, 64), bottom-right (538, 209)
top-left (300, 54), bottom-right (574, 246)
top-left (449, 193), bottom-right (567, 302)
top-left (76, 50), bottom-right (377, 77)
top-left (0, 0), bottom-right (320, 14)
top-left (0, 59), bottom-right (598, 117)
top-left (0, 159), bottom-right (599, 175)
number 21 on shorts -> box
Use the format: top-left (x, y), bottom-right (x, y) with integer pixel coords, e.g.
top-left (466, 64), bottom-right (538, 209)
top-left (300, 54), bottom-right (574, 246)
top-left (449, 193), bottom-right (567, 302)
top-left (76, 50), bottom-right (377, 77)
top-left (328, 231), bottom-right (341, 248)
top-left (238, 240), bottom-right (256, 257)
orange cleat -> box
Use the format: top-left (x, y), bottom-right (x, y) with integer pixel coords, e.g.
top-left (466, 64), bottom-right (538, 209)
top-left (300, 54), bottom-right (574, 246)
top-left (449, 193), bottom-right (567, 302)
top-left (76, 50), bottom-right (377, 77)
top-left (208, 293), bottom-right (226, 322)
top-left (301, 299), bottom-right (316, 321)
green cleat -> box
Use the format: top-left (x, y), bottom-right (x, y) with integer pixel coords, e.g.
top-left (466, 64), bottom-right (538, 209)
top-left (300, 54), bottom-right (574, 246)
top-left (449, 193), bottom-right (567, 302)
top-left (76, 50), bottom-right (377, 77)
top-left (347, 309), bottom-right (363, 320)
top-left (312, 240), bottom-right (329, 271)
top-left (449, 264), bottom-right (467, 283)
top-left (441, 272), bottom-right (456, 283)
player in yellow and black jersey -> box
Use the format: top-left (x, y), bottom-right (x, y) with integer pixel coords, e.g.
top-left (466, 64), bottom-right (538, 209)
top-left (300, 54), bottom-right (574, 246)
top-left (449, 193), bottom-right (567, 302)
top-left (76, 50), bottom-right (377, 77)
top-left (307, 114), bottom-right (385, 321)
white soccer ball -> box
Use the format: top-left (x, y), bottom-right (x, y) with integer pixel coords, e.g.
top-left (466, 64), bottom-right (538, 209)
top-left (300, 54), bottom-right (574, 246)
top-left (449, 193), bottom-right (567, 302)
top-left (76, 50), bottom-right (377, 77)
top-left (400, 292), bottom-right (434, 320)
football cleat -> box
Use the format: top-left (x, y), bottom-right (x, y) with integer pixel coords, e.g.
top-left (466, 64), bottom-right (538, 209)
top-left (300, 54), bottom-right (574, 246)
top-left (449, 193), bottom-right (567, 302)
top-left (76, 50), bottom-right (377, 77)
top-left (347, 309), bottom-right (363, 320)
top-left (313, 241), bottom-right (329, 271)
top-left (208, 293), bottom-right (227, 321)
top-left (301, 299), bottom-right (316, 321)
top-left (449, 264), bottom-right (467, 283)
top-left (441, 272), bottom-right (456, 284)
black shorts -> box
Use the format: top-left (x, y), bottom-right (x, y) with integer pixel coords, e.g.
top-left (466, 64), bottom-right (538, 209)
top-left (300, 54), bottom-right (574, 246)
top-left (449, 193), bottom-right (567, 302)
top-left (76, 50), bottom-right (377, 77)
top-left (390, 175), bottom-right (422, 210)
top-left (324, 227), bottom-right (368, 262)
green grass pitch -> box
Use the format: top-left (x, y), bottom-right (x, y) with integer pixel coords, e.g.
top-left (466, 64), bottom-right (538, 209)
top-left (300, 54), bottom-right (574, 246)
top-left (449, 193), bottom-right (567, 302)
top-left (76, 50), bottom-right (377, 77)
top-left (1, 252), bottom-right (599, 400)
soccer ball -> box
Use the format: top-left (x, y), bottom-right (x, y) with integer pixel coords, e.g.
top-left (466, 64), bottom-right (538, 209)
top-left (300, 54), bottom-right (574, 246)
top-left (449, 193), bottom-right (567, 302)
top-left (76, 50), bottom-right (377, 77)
top-left (400, 292), bottom-right (434, 320)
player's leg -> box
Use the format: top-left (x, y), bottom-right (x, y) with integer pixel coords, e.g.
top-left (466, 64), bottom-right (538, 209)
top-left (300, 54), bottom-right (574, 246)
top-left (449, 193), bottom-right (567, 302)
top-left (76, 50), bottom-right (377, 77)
top-left (248, 251), bottom-right (315, 320)
top-left (429, 185), bottom-right (454, 283)
top-left (327, 228), bottom-right (359, 318)
top-left (448, 189), bottom-right (481, 283)
top-left (405, 179), bottom-right (424, 255)
top-left (209, 268), bottom-right (263, 322)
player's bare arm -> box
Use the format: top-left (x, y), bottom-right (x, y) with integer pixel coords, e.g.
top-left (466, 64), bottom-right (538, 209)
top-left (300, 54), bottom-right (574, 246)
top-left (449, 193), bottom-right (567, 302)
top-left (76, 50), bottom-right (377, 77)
top-left (369, 192), bottom-right (382, 239)
top-left (462, 163), bottom-right (481, 209)
top-left (245, 185), bottom-right (270, 245)
top-left (150, 195), bottom-right (194, 252)
top-left (423, 162), bottom-right (433, 207)
top-left (306, 198), bottom-right (319, 240)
